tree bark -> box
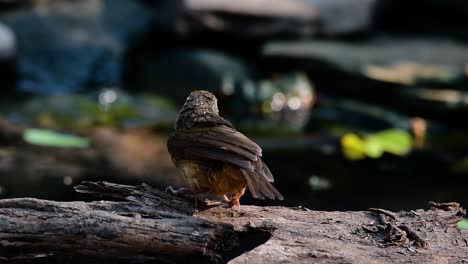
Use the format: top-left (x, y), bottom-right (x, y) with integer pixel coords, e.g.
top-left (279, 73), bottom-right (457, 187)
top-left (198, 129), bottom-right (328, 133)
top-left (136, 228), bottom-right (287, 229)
top-left (0, 181), bottom-right (466, 263)
top-left (0, 182), bottom-right (236, 263)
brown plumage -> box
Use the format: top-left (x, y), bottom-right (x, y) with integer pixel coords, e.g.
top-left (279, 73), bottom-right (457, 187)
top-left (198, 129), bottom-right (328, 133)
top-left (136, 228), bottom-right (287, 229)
top-left (167, 90), bottom-right (283, 207)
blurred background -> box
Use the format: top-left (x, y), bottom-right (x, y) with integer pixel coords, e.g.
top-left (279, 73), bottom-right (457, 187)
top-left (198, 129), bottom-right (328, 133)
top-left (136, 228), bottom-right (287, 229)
top-left (0, 0), bottom-right (467, 212)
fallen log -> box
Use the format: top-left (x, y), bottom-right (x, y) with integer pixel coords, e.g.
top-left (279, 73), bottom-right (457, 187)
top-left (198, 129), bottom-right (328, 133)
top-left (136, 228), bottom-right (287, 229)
top-left (0, 181), bottom-right (466, 263)
top-left (0, 182), bottom-right (236, 263)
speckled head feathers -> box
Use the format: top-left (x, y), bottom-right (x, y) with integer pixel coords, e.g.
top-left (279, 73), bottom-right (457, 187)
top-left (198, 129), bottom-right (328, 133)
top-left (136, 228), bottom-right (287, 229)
top-left (180, 90), bottom-right (218, 114)
top-left (175, 90), bottom-right (220, 129)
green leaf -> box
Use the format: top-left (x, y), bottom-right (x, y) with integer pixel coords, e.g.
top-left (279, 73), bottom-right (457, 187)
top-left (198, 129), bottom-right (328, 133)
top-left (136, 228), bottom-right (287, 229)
top-left (341, 129), bottom-right (412, 160)
top-left (458, 219), bottom-right (468, 230)
top-left (363, 137), bottom-right (384, 158)
top-left (341, 133), bottom-right (366, 160)
top-left (366, 129), bottom-right (412, 156)
top-left (23, 129), bottom-right (90, 148)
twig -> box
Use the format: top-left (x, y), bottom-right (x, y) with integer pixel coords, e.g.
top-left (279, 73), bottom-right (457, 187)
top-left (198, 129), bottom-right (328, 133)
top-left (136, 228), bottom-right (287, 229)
top-left (369, 208), bottom-right (398, 220)
top-left (429, 202), bottom-right (460, 211)
top-left (399, 224), bottom-right (429, 249)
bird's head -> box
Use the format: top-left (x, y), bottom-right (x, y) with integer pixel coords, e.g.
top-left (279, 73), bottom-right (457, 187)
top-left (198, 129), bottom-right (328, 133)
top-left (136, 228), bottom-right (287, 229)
top-left (180, 90), bottom-right (219, 115)
top-left (175, 90), bottom-right (220, 129)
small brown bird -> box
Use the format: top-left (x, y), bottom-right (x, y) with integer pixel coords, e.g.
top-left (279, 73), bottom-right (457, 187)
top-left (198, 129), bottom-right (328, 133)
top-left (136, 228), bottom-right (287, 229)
top-left (167, 90), bottom-right (283, 208)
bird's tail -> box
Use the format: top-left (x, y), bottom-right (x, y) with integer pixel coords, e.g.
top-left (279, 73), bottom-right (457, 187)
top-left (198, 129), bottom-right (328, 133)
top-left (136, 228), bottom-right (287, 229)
top-left (241, 168), bottom-right (284, 200)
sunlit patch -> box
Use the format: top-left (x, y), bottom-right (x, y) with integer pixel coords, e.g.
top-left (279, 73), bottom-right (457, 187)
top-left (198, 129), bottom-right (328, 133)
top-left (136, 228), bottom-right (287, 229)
top-left (309, 175), bottom-right (332, 191)
top-left (99, 88), bottom-right (118, 111)
top-left (363, 62), bottom-right (460, 85)
top-left (287, 96), bottom-right (301, 110)
top-left (402, 87), bottom-right (468, 106)
top-left (242, 81), bottom-right (256, 98)
top-left (63, 176), bottom-right (73, 186)
top-left (457, 219), bottom-right (468, 230)
top-left (271, 92), bottom-right (286, 111)
top-left (0, 23), bottom-right (15, 58)
top-left (221, 74), bottom-right (235, 96)
top-left (259, 81), bottom-right (274, 100)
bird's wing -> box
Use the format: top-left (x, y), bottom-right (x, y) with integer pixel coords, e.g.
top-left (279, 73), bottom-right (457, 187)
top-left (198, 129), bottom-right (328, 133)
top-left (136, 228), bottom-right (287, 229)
top-left (168, 125), bottom-right (258, 168)
top-left (167, 124), bottom-right (283, 200)
top-left (168, 125), bottom-right (271, 179)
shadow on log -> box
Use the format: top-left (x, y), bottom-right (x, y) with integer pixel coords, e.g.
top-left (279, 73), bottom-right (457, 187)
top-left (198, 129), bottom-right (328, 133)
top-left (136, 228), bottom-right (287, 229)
top-left (0, 181), bottom-right (466, 263)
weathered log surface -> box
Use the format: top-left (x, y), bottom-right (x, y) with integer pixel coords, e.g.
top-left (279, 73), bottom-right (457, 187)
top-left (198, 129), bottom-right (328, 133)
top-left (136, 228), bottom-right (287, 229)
top-left (0, 181), bottom-right (466, 263)
top-left (199, 204), bottom-right (467, 263)
top-left (0, 182), bottom-right (236, 263)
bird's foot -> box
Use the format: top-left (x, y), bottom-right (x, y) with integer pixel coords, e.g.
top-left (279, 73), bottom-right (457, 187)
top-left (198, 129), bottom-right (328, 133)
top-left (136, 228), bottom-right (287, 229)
top-left (230, 197), bottom-right (241, 212)
top-left (228, 188), bottom-right (245, 212)
top-left (220, 195), bottom-right (237, 209)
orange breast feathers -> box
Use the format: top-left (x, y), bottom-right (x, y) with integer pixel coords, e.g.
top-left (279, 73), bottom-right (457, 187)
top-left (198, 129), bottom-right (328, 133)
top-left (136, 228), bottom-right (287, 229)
top-left (177, 160), bottom-right (247, 199)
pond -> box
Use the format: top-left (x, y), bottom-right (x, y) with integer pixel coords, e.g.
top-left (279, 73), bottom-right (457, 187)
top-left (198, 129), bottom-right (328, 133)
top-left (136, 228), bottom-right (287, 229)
top-left (0, 0), bottom-right (467, 213)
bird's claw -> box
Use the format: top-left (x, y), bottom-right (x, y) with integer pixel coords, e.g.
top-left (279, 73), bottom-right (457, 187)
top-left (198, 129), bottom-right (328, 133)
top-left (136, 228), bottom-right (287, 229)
top-left (230, 198), bottom-right (241, 212)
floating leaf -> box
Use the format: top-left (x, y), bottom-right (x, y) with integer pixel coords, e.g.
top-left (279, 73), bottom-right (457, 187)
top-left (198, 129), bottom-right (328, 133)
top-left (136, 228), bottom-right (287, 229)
top-left (23, 129), bottom-right (90, 148)
top-left (366, 130), bottom-right (412, 156)
top-left (341, 133), bottom-right (366, 160)
top-left (457, 219), bottom-right (468, 230)
top-left (363, 137), bottom-right (384, 158)
top-left (341, 129), bottom-right (412, 160)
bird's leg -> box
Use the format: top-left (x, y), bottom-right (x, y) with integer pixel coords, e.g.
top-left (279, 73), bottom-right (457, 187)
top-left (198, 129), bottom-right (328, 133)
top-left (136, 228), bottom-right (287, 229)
top-left (230, 187), bottom-right (246, 211)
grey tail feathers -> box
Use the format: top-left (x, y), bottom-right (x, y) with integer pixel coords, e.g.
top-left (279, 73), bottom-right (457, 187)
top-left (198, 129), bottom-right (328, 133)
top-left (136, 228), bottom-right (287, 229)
top-left (241, 169), bottom-right (284, 200)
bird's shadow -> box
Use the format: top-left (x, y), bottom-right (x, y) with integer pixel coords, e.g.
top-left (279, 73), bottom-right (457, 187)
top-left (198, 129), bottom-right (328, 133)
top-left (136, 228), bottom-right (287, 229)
top-left (175, 192), bottom-right (233, 213)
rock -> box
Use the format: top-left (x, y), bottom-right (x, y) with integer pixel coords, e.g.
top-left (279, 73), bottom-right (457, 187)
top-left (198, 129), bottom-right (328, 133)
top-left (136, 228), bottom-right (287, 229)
top-left (152, 0), bottom-right (377, 37)
top-left (1, 0), bottom-right (152, 94)
top-left (262, 37), bottom-right (468, 128)
top-left (133, 48), bottom-right (254, 104)
top-left (263, 37), bottom-right (468, 86)
top-left (311, 97), bottom-right (414, 132)
top-left (132, 48), bottom-right (315, 130)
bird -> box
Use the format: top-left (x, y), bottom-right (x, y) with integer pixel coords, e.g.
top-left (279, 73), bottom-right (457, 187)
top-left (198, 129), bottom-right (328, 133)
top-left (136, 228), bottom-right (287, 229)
top-left (166, 90), bottom-right (283, 209)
